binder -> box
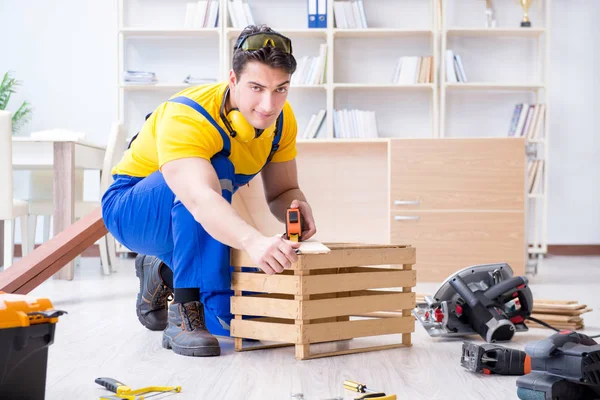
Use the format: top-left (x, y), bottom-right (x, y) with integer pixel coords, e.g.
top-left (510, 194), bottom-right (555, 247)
top-left (308, 0), bottom-right (317, 28)
top-left (317, 0), bottom-right (327, 28)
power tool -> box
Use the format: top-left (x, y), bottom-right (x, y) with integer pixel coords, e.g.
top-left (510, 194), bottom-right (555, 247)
top-left (285, 207), bottom-right (304, 242)
top-left (413, 263), bottom-right (533, 342)
top-left (460, 331), bottom-right (600, 399)
top-left (516, 330), bottom-right (600, 400)
top-left (461, 341), bottom-right (531, 375)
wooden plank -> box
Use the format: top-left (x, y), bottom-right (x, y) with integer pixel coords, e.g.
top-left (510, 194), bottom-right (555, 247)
top-left (302, 343), bottom-right (410, 360)
top-left (231, 272), bottom-right (299, 295)
top-left (402, 263), bottom-right (413, 346)
top-left (231, 244), bottom-right (415, 270)
top-left (53, 142), bottom-right (76, 280)
top-left (231, 296), bottom-right (300, 319)
top-left (231, 319), bottom-right (300, 343)
top-left (302, 292), bottom-right (415, 320)
top-left (303, 316), bottom-right (414, 343)
top-left (0, 207), bottom-right (107, 294)
top-left (299, 246), bottom-right (416, 270)
top-left (301, 270), bottom-right (416, 295)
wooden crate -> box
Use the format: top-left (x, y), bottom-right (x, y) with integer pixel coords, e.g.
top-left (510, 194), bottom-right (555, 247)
top-left (230, 243), bottom-right (416, 360)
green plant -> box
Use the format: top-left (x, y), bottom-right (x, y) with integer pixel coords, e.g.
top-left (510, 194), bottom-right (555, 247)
top-left (0, 71), bottom-right (33, 134)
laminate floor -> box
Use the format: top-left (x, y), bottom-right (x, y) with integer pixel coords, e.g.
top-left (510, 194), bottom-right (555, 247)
top-left (23, 255), bottom-right (600, 400)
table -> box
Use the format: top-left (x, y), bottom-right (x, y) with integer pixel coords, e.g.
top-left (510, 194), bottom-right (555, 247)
top-left (1, 137), bottom-right (106, 280)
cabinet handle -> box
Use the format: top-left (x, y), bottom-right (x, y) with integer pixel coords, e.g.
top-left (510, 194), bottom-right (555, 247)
top-left (394, 215), bottom-right (420, 221)
top-left (394, 200), bottom-right (420, 206)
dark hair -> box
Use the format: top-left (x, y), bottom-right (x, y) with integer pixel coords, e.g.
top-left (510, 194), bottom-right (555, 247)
top-left (232, 25), bottom-right (297, 78)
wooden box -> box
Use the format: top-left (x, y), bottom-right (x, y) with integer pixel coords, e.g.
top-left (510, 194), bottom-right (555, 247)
top-left (230, 243), bottom-right (416, 360)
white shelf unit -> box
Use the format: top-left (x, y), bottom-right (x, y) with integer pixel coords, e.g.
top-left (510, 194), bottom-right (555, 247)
top-left (440, 0), bottom-right (551, 258)
top-left (115, 0), bottom-right (549, 258)
top-left (221, 0), bottom-right (439, 140)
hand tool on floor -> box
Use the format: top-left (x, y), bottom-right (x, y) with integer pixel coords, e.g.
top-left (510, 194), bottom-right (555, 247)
top-left (461, 341), bottom-right (531, 375)
top-left (285, 207), bottom-right (304, 242)
top-left (343, 380), bottom-right (397, 400)
top-left (95, 377), bottom-right (181, 400)
top-left (413, 262), bottom-right (533, 342)
top-left (516, 330), bottom-right (600, 400)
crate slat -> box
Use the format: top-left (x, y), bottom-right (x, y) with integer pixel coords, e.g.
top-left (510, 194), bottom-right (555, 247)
top-left (302, 270), bottom-right (416, 295)
top-left (231, 296), bottom-right (299, 319)
top-left (231, 272), bottom-right (299, 294)
top-left (231, 319), bottom-right (300, 343)
top-left (303, 316), bottom-right (414, 343)
top-left (302, 292), bottom-right (415, 319)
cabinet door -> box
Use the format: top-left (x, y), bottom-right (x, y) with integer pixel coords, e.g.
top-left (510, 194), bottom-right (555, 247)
top-left (390, 138), bottom-right (526, 211)
top-left (391, 211), bottom-right (525, 282)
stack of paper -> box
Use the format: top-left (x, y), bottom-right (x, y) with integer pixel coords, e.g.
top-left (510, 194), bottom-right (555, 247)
top-left (124, 71), bottom-right (157, 85)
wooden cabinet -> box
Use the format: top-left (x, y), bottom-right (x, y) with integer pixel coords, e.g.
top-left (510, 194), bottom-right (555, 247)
top-left (235, 138), bottom-right (526, 282)
top-left (389, 138), bottom-right (527, 281)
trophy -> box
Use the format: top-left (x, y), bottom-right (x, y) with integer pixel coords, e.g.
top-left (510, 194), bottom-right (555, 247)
top-left (484, 0), bottom-right (497, 28)
top-left (519, 0), bottom-right (532, 27)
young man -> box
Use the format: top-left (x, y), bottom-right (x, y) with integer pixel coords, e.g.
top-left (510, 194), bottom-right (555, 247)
top-left (101, 25), bottom-right (317, 357)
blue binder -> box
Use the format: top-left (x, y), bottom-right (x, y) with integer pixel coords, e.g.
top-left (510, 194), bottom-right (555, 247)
top-left (317, 0), bottom-right (327, 28)
top-left (308, 0), bottom-right (317, 28)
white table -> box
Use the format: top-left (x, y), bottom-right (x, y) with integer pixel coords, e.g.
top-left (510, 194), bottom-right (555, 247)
top-left (2, 137), bottom-right (106, 280)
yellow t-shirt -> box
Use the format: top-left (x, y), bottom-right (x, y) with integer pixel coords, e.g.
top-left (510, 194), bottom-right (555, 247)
top-left (112, 81), bottom-right (298, 178)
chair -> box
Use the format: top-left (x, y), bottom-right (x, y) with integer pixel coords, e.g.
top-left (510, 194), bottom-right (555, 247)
top-left (27, 121), bottom-right (126, 275)
top-left (0, 110), bottom-right (30, 270)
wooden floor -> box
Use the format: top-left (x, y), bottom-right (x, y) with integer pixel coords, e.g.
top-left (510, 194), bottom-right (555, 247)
top-left (23, 255), bottom-right (600, 400)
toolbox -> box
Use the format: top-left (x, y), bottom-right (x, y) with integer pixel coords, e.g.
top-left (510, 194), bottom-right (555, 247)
top-left (0, 292), bottom-right (66, 400)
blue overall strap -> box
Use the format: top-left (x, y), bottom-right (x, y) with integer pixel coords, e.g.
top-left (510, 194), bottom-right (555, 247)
top-left (266, 112), bottom-right (284, 164)
top-left (168, 96), bottom-right (231, 157)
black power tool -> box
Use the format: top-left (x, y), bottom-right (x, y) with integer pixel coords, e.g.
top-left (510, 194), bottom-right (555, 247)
top-left (414, 263), bottom-right (534, 342)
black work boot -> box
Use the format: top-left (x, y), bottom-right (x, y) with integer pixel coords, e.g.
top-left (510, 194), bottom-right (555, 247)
top-left (162, 301), bottom-right (221, 357)
top-left (135, 254), bottom-right (173, 331)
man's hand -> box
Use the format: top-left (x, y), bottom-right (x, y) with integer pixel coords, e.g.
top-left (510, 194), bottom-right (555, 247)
top-left (289, 199), bottom-right (317, 241)
top-left (242, 235), bottom-right (301, 275)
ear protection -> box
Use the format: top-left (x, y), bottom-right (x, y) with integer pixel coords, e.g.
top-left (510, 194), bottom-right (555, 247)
top-left (220, 86), bottom-right (276, 143)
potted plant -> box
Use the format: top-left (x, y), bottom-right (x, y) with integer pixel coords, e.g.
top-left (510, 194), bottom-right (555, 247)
top-left (0, 71), bottom-right (33, 134)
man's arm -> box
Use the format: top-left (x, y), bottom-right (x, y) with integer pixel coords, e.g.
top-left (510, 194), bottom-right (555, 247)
top-left (162, 157), bottom-right (299, 274)
top-left (261, 159), bottom-right (317, 240)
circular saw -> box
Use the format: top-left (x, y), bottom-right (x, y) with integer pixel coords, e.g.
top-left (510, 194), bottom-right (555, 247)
top-left (413, 263), bottom-right (533, 342)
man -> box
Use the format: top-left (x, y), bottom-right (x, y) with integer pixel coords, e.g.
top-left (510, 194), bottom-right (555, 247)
top-left (101, 25), bottom-right (317, 357)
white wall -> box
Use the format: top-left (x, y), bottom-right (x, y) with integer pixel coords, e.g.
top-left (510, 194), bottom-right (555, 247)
top-left (0, 1), bottom-right (598, 244)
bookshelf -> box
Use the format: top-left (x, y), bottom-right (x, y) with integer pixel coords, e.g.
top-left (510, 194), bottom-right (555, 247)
top-left (440, 0), bottom-right (550, 262)
top-left (116, 0), bottom-right (549, 262)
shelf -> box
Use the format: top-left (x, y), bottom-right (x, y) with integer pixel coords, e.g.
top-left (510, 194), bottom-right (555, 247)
top-left (297, 138), bottom-right (390, 144)
top-left (120, 28), bottom-right (220, 37)
top-left (290, 84), bottom-right (327, 90)
top-left (446, 27), bottom-right (546, 37)
top-left (333, 28), bottom-right (433, 38)
top-left (120, 83), bottom-right (193, 91)
top-left (445, 83), bottom-right (545, 91)
top-left (528, 193), bottom-right (545, 199)
top-left (226, 28), bottom-right (327, 39)
top-left (334, 83), bottom-right (434, 90)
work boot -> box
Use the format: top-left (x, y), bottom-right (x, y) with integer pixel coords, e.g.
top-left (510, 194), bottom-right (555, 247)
top-left (162, 301), bottom-right (221, 357)
top-left (135, 254), bottom-right (173, 331)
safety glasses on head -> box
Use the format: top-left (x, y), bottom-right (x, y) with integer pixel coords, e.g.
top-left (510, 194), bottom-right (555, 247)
top-left (234, 32), bottom-right (293, 54)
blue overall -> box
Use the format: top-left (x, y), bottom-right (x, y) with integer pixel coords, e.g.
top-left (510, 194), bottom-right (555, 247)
top-left (101, 96), bottom-right (283, 337)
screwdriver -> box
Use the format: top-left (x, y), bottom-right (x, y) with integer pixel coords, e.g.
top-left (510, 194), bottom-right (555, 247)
top-left (343, 380), bottom-right (397, 400)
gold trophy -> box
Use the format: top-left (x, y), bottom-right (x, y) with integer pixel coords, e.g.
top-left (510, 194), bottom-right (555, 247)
top-left (519, 0), bottom-right (532, 27)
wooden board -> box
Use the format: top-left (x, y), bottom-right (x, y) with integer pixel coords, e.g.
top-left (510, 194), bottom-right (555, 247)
top-left (0, 207), bottom-right (107, 294)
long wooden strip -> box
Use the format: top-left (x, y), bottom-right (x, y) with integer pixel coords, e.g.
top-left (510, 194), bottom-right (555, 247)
top-left (231, 296), bottom-right (300, 319)
top-left (0, 207), bottom-right (106, 293)
top-left (303, 316), bottom-right (414, 343)
top-left (302, 292), bottom-right (415, 319)
top-left (299, 246), bottom-right (416, 270)
top-left (231, 319), bottom-right (300, 343)
top-left (301, 270), bottom-right (416, 295)
top-left (231, 272), bottom-right (299, 295)
top-left (303, 343), bottom-right (411, 360)
top-left (231, 245), bottom-right (416, 270)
